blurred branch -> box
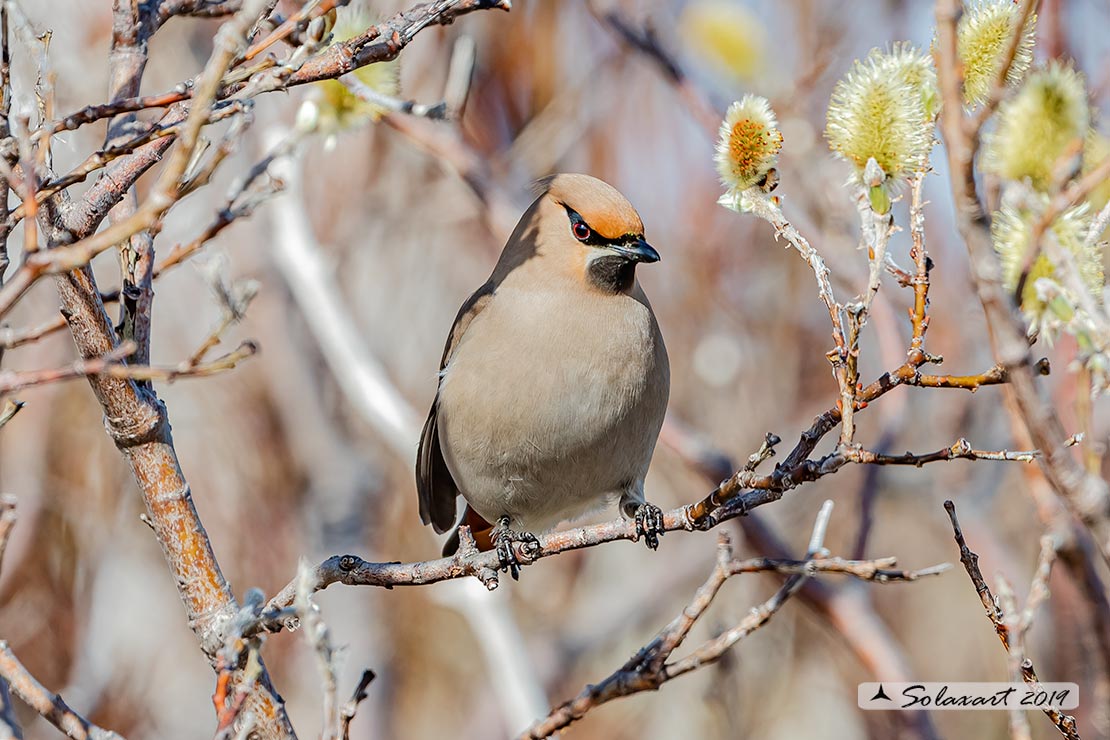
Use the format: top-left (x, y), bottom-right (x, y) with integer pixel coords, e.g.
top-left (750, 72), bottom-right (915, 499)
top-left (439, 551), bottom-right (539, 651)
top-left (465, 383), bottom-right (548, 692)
top-left (295, 561), bottom-right (340, 740)
top-left (383, 113), bottom-right (521, 240)
top-left (264, 128), bottom-right (420, 461)
top-left (585, 1), bottom-right (719, 137)
top-left (944, 501), bottom-right (1080, 740)
top-left (338, 671), bottom-right (375, 740)
top-left (157, 0), bottom-right (246, 21)
top-left (0, 400), bottom-right (21, 429)
top-left (935, 0), bottom-right (1110, 567)
top-left (0, 641), bottom-right (125, 740)
top-left (0, 496), bottom-right (14, 575)
top-left (520, 504), bottom-right (945, 738)
top-left (0, 503), bottom-right (25, 739)
top-left (1088, 200), bottom-right (1110, 245)
top-left (340, 76), bottom-right (447, 120)
top-left (0, 678), bottom-right (19, 740)
top-left (0, 339), bottom-right (256, 395)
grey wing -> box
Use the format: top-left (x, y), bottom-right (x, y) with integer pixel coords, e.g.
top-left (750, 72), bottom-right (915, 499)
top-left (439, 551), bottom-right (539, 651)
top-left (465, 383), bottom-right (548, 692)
top-left (416, 283), bottom-right (494, 534)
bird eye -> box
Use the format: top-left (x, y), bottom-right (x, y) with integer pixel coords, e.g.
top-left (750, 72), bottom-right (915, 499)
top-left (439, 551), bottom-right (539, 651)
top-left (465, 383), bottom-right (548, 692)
top-left (572, 221), bottom-right (591, 241)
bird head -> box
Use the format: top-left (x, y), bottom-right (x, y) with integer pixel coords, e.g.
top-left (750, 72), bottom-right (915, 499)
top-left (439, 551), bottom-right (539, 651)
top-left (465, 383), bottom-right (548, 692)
top-left (521, 174), bottom-right (659, 294)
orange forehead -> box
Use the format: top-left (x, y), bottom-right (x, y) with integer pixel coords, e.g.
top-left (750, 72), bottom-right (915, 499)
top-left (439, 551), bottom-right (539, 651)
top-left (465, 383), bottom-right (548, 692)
top-left (542, 173), bottom-right (644, 239)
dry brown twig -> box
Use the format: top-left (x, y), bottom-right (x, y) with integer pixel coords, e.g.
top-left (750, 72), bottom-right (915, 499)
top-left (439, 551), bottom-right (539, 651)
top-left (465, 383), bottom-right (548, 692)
top-left (0, 642), bottom-right (124, 740)
top-left (944, 501), bottom-right (1079, 740)
top-left (0, 340), bottom-right (256, 395)
top-left (518, 502), bottom-right (947, 738)
top-left (338, 671), bottom-right (375, 740)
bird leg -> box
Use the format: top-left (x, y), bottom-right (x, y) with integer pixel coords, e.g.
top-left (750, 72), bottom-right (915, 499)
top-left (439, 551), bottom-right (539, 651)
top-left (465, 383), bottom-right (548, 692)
top-left (634, 503), bottom-right (665, 550)
top-left (491, 515), bottom-right (541, 580)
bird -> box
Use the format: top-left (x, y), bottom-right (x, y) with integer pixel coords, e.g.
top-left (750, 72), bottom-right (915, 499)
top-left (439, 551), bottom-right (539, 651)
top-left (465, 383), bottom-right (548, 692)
top-left (416, 173), bottom-right (670, 578)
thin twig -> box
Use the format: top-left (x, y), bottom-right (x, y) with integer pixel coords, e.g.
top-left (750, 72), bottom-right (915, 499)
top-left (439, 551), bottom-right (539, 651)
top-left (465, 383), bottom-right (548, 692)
top-left (742, 190), bottom-right (846, 357)
top-left (0, 642), bottom-right (125, 740)
top-left (843, 435), bottom-right (1081, 466)
top-left (295, 560), bottom-right (340, 740)
top-left (518, 503), bottom-right (945, 738)
top-left (0, 340), bottom-right (256, 395)
top-left (339, 76), bottom-right (448, 119)
top-left (0, 496), bottom-right (15, 575)
top-left (944, 501), bottom-right (1080, 740)
top-left (338, 670), bottom-right (376, 740)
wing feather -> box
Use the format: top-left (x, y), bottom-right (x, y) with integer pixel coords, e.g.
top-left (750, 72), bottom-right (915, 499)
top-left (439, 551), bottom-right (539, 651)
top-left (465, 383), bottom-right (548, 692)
top-left (416, 284), bottom-right (494, 533)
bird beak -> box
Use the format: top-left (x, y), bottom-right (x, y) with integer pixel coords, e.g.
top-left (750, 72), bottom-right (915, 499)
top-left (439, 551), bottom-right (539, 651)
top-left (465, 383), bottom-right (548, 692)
top-left (612, 237), bottom-right (661, 264)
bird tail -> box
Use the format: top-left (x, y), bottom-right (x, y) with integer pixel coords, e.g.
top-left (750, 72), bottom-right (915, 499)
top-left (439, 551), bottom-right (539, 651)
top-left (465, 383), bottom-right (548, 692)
top-left (441, 505), bottom-right (495, 556)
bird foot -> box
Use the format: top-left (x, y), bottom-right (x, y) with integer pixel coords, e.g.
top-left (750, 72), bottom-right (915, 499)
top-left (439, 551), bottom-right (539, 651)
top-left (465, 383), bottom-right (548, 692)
top-left (491, 515), bottom-right (540, 580)
top-left (634, 503), bottom-right (665, 550)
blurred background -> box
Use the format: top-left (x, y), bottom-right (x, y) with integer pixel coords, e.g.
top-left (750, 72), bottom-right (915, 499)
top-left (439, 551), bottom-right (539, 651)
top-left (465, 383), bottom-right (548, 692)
top-left (1, 0), bottom-right (1109, 738)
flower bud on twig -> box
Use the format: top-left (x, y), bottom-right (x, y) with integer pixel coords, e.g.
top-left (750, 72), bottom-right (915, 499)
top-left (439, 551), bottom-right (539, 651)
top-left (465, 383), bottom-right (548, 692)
top-left (714, 95), bottom-right (783, 212)
top-left (826, 45), bottom-right (936, 208)
top-left (984, 62), bottom-right (1089, 191)
top-left (957, 0), bottom-right (1037, 107)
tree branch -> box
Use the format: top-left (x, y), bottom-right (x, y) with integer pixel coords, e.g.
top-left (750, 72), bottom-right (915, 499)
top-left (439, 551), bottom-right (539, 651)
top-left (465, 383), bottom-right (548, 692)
top-left (0, 339), bottom-right (256, 394)
top-left (944, 501), bottom-right (1080, 739)
top-left (519, 503), bottom-right (945, 738)
top-left (934, 0), bottom-right (1110, 566)
top-left (0, 642), bottom-right (125, 740)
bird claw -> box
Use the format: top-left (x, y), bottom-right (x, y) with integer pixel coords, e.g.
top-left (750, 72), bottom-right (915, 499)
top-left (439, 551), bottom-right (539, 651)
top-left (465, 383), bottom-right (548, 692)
top-left (491, 515), bottom-right (540, 580)
top-left (634, 503), bottom-right (664, 550)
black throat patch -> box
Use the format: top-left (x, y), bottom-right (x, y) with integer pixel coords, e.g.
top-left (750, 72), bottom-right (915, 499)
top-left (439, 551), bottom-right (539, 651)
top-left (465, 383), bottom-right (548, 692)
top-left (587, 255), bottom-right (637, 293)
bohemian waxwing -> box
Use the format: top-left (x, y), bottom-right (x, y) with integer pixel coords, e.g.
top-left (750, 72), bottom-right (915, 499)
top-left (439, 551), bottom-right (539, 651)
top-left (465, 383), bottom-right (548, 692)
top-left (417, 173), bottom-right (669, 577)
